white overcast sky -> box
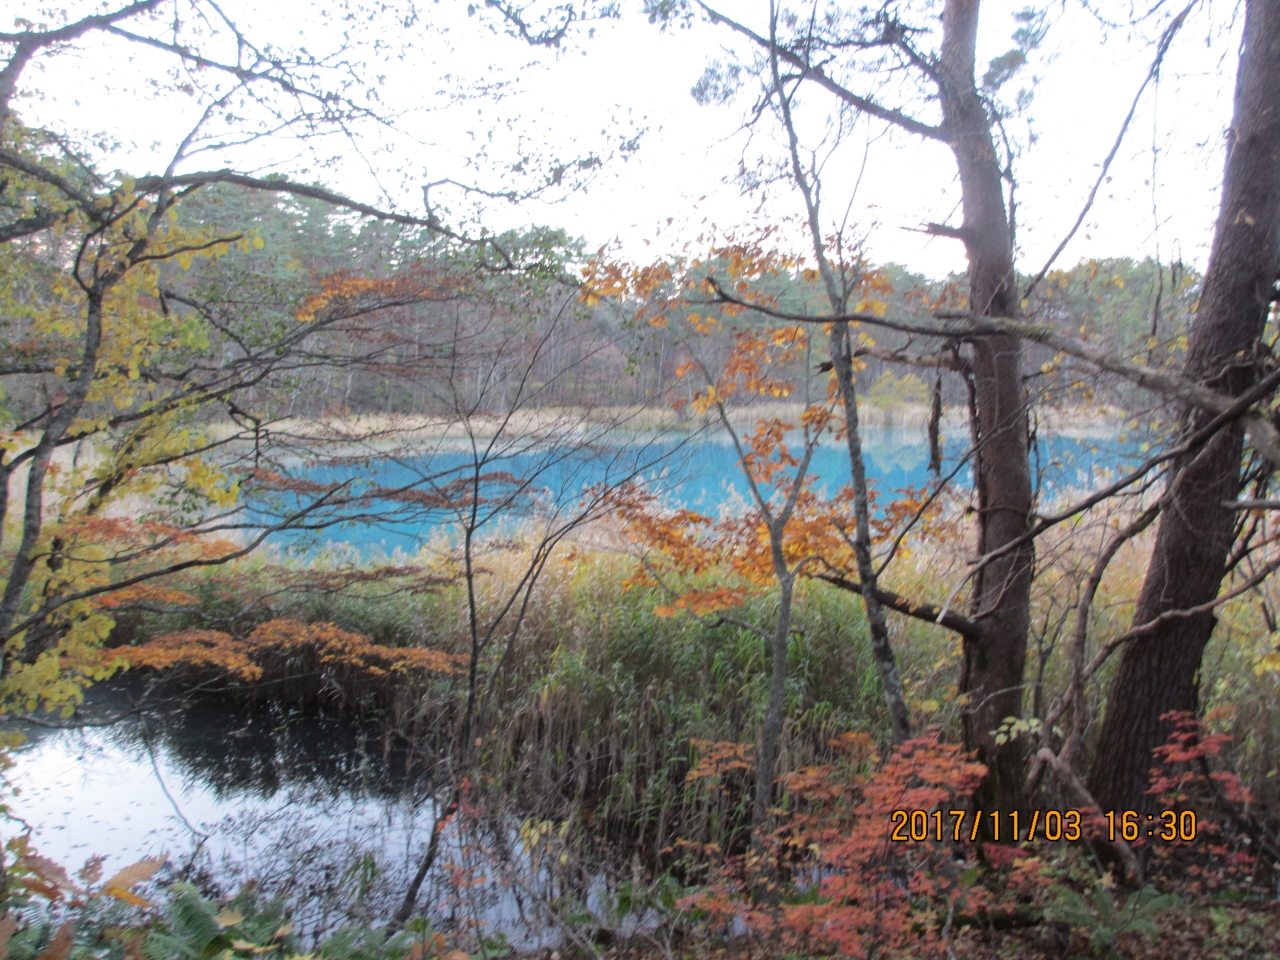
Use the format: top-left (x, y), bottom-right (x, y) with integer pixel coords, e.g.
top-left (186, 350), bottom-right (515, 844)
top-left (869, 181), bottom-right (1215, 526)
top-left (14, 0), bottom-right (1244, 278)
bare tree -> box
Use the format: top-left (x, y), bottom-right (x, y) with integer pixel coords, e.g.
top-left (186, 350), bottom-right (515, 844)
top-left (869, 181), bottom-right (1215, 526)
top-left (369, 282), bottom-right (678, 927)
top-left (760, 2), bottom-right (911, 743)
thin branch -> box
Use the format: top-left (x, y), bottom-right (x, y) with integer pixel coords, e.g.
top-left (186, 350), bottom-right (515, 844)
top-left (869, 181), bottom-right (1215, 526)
top-left (1025, 502), bottom-right (1162, 794)
top-left (695, 1), bottom-right (947, 141)
top-left (1023, 2), bottom-right (1194, 301)
top-left (814, 570), bottom-right (983, 640)
top-left (943, 364), bottom-right (1280, 610)
top-left (700, 279), bottom-right (1246, 419)
top-left (0, 1), bottom-right (162, 122)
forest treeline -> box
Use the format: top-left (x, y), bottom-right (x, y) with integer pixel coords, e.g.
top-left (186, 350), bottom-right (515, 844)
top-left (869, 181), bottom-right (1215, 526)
top-left (1, 178), bottom-right (1198, 423)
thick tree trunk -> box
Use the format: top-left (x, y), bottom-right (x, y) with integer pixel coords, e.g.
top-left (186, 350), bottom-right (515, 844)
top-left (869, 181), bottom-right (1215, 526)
top-left (938, 0), bottom-right (1034, 812)
top-left (1090, 0), bottom-right (1280, 816)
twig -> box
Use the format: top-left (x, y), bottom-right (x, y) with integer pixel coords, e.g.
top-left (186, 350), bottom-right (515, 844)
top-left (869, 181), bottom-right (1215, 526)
top-left (1036, 748), bottom-right (1140, 883)
top-left (1196, 755), bottom-right (1280, 863)
top-left (139, 715), bottom-right (210, 840)
top-left (1022, 2), bottom-right (1195, 301)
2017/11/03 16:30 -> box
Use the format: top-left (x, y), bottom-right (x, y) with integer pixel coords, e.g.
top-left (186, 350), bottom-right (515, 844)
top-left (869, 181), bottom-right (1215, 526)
top-left (888, 808), bottom-right (1199, 843)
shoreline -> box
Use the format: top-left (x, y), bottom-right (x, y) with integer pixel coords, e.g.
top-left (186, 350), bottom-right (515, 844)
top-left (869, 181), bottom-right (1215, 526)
top-left (203, 401), bottom-right (1125, 458)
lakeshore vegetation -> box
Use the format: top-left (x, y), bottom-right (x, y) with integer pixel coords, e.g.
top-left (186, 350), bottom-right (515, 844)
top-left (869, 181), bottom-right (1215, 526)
top-left (4, 2), bottom-right (1280, 959)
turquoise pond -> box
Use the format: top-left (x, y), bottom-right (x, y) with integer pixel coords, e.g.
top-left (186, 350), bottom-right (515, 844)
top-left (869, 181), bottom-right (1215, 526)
top-left (260, 423), bottom-right (1144, 556)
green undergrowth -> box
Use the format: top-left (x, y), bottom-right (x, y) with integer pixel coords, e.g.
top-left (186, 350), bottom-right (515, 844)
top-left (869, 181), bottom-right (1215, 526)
top-left (2, 880), bottom-right (445, 960)
top-left (110, 530), bottom-right (1280, 874)
top-left (117, 544), bottom-right (955, 865)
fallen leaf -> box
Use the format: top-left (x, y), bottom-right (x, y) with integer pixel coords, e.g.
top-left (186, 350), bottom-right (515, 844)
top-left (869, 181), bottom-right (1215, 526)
top-left (101, 857), bottom-right (164, 894)
top-left (35, 923), bottom-right (73, 960)
top-left (0, 915), bottom-right (17, 960)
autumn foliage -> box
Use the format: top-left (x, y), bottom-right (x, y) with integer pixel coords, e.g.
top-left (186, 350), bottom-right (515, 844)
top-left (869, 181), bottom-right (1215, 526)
top-left (686, 730), bottom-right (987, 958)
top-left (107, 618), bottom-right (463, 683)
top-left (601, 317), bottom-right (942, 626)
top-left (1146, 708), bottom-right (1261, 890)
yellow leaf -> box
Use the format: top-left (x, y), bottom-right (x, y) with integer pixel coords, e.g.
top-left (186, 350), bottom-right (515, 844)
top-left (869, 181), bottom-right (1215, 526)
top-left (1254, 652), bottom-right (1280, 675)
top-left (232, 942), bottom-right (279, 954)
top-left (215, 908), bottom-right (245, 928)
top-left (105, 888), bottom-right (153, 907)
top-left (101, 857), bottom-right (164, 894)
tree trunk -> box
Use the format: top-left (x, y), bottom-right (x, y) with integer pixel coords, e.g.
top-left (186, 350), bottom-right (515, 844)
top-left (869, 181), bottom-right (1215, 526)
top-left (1090, 0), bottom-right (1280, 816)
top-left (753, 570), bottom-right (794, 832)
top-left (828, 322), bottom-right (912, 743)
top-left (938, 0), bottom-right (1034, 812)
top-left (765, 14), bottom-right (913, 743)
top-left (0, 287), bottom-right (107, 646)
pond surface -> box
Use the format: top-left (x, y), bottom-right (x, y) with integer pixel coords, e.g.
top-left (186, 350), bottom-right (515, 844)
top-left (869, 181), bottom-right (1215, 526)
top-left (268, 422), bottom-right (1140, 555)
top-left (7, 683), bottom-right (564, 946)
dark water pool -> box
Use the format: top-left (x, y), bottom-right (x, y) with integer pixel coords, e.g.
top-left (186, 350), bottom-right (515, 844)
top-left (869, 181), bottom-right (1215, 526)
top-left (7, 684), bottom-right (573, 946)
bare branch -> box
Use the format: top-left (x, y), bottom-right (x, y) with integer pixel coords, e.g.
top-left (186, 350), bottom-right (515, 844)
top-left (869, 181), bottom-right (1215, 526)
top-left (0, 1), bottom-right (162, 122)
top-left (1023, 2), bottom-right (1195, 301)
top-left (695, 2), bottom-right (947, 141)
top-left (815, 570), bottom-right (983, 640)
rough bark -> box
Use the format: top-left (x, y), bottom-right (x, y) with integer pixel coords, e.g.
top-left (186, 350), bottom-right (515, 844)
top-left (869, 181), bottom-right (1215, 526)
top-left (937, 0), bottom-right (1034, 813)
top-left (699, 0), bottom-right (1034, 807)
top-left (1090, 0), bottom-right (1280, 816)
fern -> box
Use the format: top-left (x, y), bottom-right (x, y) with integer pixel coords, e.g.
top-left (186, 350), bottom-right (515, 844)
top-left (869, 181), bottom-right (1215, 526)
top-left (142, 883), bottom-right (298, 960)
top-left (1045, 883), bottom-right (1181, 958)
top-left (4, 920), bottom-right (55, 960)
top-left (317, 926), bottom-right (421, 960)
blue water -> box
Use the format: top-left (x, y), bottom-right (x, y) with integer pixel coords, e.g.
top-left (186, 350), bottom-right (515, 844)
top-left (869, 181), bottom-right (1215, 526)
top-left (260, 424), bottom-right (1138, 556)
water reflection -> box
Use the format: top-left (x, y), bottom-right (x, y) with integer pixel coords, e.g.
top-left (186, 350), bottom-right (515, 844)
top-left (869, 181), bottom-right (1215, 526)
top-left (6, 682), bottom-right (455, 942)
top-left (130, 688), bottom-right (426, 800)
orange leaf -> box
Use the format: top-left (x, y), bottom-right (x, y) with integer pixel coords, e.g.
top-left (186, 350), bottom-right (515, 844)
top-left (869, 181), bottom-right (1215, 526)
top-left (101, 857), bottom-right (164, 895)
top-left (20, 856), bottom-right (79, 894)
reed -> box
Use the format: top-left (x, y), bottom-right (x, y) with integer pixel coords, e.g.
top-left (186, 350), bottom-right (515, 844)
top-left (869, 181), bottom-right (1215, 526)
top-left (118, 509), bottom-right (1280, 871)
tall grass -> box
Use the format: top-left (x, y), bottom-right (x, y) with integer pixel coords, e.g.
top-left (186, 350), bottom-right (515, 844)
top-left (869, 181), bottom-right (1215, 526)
top-left (124, 540), bottom-right (958, 867)
top-left (119, 507), bottom-right (1280, 871)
